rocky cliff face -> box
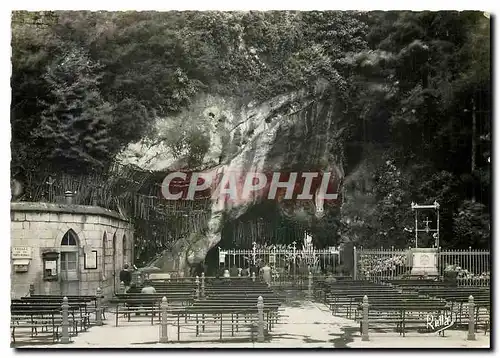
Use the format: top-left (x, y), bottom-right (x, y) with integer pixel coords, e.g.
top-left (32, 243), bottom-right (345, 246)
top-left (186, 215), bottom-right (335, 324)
top-left (118, 85), bottom-right (347, 275)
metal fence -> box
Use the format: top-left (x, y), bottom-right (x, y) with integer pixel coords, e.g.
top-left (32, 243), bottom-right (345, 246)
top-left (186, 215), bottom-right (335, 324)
top-left (218, 243), bottom-right (341, 287)
top-left (354, 246), bottom-right (490, 286)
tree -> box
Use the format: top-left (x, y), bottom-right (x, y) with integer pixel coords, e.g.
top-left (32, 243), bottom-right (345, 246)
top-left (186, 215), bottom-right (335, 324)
top-left (33, 47), bottom-right (115, 173)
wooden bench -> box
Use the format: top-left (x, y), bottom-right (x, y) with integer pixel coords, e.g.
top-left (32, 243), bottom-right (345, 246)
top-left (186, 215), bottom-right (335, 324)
top-left (28, 294), bottom-right (105, 320)
top-left (10, 302), bottom-right (90, 344)
top-left (12, 302), bottom-right (90, 333)
top-left (164, 299), bottom-right (282, 341)
top-left (354, 299), bottom-right (451, 337)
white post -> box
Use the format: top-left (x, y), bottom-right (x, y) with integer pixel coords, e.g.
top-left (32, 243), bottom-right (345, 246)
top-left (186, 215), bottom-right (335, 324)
top-left (252, 272), bottom-right (256, 282)
top-left (257, 296), bottom-right (264, 342)
top-left (195, 276), bottom-right (200, 300)
top-left (159, 297), bottom-right (169, 343)
top-left (201, 272), bottom-right (205, 298)
top-left (362, 295), bottom-right (369, 341)
top-left (308, 271), bottom-right (313, 299)
top-left (60, 297), bottom-right (70, 344)
top-left (119, 281), bottom-right (125, 294)
top-left (353, 246), bottom-right (357, 280)
top-left (467, 295), bottom-right (476, 340)
top-left (96, 287), bottom-right (103, 326)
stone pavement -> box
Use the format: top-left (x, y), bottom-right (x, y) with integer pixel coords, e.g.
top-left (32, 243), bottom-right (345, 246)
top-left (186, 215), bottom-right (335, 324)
top-left (16, 300), bottom-right (490, 348)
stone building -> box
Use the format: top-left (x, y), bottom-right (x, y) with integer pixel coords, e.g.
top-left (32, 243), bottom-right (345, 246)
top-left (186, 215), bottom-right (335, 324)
top-left (10, 202), bottom-right (134, 299)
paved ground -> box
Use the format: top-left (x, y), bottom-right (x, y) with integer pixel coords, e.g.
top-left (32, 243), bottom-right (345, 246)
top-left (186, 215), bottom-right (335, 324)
top-left (15, 299), bottom-right (490, 349)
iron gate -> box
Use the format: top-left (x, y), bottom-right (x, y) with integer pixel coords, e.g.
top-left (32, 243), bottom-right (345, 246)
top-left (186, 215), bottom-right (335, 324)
top-left (218, 241), bottom-right (340, 286)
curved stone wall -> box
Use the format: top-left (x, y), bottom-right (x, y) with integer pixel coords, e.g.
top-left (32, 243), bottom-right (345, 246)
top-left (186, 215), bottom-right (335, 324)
top-left (10, 202), bottom-right (134, 299)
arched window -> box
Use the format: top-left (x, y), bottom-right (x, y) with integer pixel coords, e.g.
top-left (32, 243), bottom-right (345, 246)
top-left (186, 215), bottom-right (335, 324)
top-left (61, 230), bottom-right (78, 246)
top-left (102, 232), bottom-right (107, 275)
top-left (122, 235), bottom-right (127, 265)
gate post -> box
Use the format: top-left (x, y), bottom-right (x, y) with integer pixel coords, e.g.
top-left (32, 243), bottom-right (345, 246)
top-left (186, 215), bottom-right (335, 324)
top-left (362, 295), bottom-right (369, 341)
top-left (96, 287), bottom-right (103, 326)
top-left (201, 272), bottom-right (205, 298)
top-left (60, 297), bottom-right (70, 344)
top-left (159, 297), bottom-right (169, 343)
top-left (195, 276), bottom-right (200, 300)
top-left (467, 295), bottom-right (476, 340)
top-left (257, 296), bottom-right (264, 342)
top-left (353, 246), bottom-right (357, 280)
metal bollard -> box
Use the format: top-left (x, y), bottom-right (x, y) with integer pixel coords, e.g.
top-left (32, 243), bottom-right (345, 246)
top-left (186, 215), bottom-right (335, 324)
top-left (195, 276), bottom-right (200, 299)
top-left (61, 297), bottom-right (70, 343)
top-left (308, 272), bottom-right (313, 299)
top-left (257, 296), bottom-right (264, 342)
top-left (467, 295), bottom-right (476, 340)
top-left (362, 295), bottom-right (369, 341)
top-left (252, 272), bottom-right (256, 282)
top-left (96, 287), bottom-right (103, 326)
top-left (29, 284), bottom-right (35, 296)
top-left (159, 297), bottom-right (169, 343)
top-left (119, 281), bottom-right (125, 294)
top-left (201, 272), bottom-right (205, 298)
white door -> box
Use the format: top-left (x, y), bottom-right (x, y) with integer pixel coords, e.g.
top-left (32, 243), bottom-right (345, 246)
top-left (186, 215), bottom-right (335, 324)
top-left (60, 230), bottom-right (80, 296)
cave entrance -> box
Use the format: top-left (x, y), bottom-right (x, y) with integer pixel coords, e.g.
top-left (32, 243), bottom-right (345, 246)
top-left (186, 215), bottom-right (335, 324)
top-left (205, 201), bottom-right (341, 278)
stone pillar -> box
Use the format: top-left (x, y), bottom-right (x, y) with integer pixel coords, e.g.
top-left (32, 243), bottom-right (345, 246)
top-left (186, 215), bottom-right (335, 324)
top-left (308, 272), bottom-right (313, 299)
top-left (201, 273), bottom-right (205, 298)
top-left (96, 287), bottom-right (103, 326)
top-left (252, 272), bottom-right (256, 282)
top-left (362, 295), bottom-right (369, 341)
top-left (60, 297), bottom-right (70, 344)
top-left (159, 297), bottom-right (169, 343)
top-left (195, 276), bottom-right (200, 300)
top-left (119, 281), bottom-right (125, 294)
top-left (467, 295), bottom-right (476, 340)
top-left (64, 191), bottom-right (74, 205)
top-left (257, 296), bottom-right (264, 342)
top-left (29, 284), bottom-right (35, 296)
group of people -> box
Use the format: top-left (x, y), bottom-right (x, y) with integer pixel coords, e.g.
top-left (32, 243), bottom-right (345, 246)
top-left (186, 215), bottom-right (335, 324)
top-left (219, 263), bottom-right (273, 285)
top-left (118, 263), bottom-right (157, 294)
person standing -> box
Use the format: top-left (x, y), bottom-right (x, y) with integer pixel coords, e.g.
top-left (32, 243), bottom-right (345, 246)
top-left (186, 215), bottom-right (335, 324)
top-left (119, 264), bottom-right (132, 293)
top-left (229, 265), bottom-right (239, 277)
top-left (261, 263), bottom-right (272, 286)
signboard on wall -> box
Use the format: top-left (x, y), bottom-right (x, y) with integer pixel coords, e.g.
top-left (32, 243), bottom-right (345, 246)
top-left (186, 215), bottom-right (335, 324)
top-left (12, 247), bottom-right (32, 259)
top-left (84, 250), bottom-right (98, 270)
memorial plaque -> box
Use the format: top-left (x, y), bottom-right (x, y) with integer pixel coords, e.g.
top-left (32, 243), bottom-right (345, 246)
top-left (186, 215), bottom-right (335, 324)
top-left (12, 247), bottom-right (31, 259)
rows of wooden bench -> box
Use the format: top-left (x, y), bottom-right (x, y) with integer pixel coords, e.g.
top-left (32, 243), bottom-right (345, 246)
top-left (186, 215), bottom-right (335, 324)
top-left (413, 287), bottom-right (490, 332)
top-left (110, 278), bottom-right (283, 342)
top-left (383, 280), bottom-right (491, 333)
top-left (317, 279), bottom-right (490, 337)
top-left (10, 294), bottom-right (103, 345)
top-left (316, 280), bottom-right (455, 336)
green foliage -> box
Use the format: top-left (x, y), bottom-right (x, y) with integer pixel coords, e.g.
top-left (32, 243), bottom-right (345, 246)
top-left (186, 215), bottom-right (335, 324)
top-left (11, 10), bottom-right (491, 251)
